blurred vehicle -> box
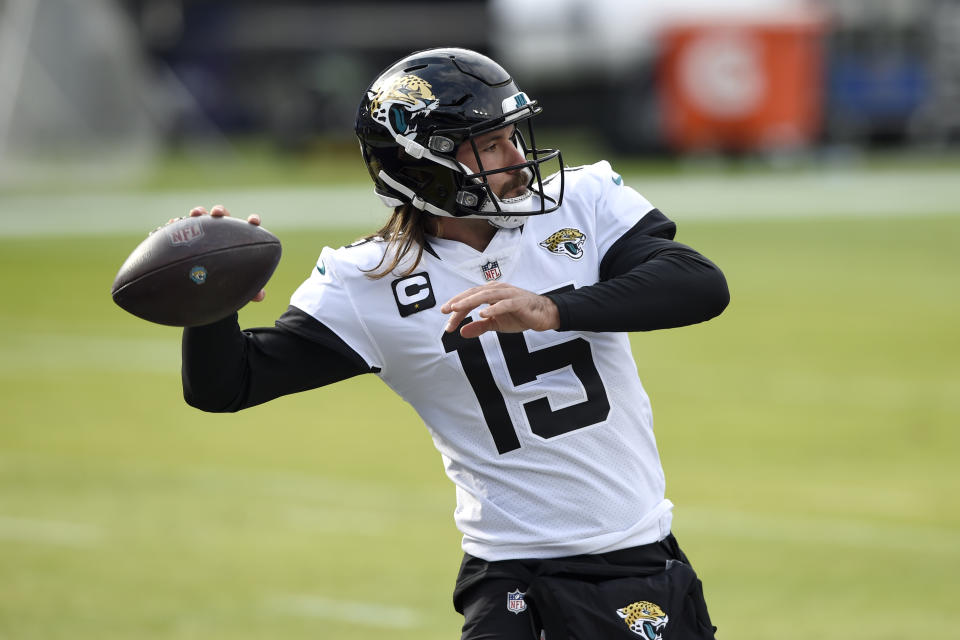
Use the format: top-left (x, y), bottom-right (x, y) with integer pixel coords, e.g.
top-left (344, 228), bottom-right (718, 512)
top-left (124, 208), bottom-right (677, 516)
top-left (825, 4), bottom-right (927, 145)
top-left (490, 0), bottom-right (825, 154)
top-left (491, 0), bottom-right (956, 154)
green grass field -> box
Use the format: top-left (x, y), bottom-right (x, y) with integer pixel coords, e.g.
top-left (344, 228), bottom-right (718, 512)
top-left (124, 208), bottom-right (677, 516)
top-left (1, 159), bottom-right (959, 639)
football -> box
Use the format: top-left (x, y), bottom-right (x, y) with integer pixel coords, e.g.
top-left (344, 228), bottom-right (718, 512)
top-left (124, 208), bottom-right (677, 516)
top-left (111, 215), bottom-right (282, 327)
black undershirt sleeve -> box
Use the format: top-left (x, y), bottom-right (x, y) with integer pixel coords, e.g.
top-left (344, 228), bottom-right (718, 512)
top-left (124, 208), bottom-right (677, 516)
top-left (181, 306), bottom-right (373, 413)
top-left (544, 209), bottom-right (730, 332)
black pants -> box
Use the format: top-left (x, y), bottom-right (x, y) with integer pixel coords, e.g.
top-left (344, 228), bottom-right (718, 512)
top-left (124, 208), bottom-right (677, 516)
top-left (453, 534), bottom-right (715, 640)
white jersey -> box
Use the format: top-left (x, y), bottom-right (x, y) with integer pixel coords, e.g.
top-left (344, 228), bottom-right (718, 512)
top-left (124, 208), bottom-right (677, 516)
top-left (290, 161), bottom-right (673, 561)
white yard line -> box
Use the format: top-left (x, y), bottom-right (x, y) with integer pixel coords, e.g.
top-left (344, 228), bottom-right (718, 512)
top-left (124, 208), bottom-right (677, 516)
top-left (268, 595), bottom-right (422, 629)
top-left (0, 515), bottom-right (102, 547)
top-left (0, 185), bottom-right (382, 236)
top-left (1, 167), bottom-right (958, 237)
top-left (635, 168), bottom-right (960, 220)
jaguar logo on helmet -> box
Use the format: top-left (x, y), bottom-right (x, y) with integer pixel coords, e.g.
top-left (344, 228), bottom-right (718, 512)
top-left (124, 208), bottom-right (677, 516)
top-left (616, 600), bottom-right (669, 640)
top-left (368, 74), bottom-right (439, 138)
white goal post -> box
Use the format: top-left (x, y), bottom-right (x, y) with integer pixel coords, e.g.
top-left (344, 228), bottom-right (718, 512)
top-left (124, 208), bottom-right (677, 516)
top-left (0, 0), bottom-right (162, 187)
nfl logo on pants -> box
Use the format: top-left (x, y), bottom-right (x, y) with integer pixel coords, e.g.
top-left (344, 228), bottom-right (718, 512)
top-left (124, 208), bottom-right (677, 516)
top-left (506, 589), bottom-right (527, 614)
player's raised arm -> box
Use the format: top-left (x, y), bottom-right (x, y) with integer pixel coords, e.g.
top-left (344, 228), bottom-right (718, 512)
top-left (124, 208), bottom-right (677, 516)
top-left (164, 207), bottom-right (372, 412)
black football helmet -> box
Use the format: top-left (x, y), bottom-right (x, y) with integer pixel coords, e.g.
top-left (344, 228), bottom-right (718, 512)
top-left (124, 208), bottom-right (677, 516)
top-left (355, 48), bottom-right (563, 228)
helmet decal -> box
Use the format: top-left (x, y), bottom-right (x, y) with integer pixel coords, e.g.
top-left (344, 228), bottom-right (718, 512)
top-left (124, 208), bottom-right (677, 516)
top-left (369, 74), bottom-right (439, 138)
top-left (501, 92), bottom-right (531, 116)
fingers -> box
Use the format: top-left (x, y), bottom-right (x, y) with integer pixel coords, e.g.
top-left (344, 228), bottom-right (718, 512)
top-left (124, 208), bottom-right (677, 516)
top-left (442, 282), bottom-right (510, 315)
top-left (458, 298), bottom-right (526, 337)
top-left (442, 282), bottom-right (560, 336)
top-left (184, 206), bottom-right (266, 306)
top-left (444, 306), bottom-right (471, 334)
top-left (442, 282), bottom-right (505, 311)
top-left (187, 205), bottom-right (260, 226)
top-left (442, 283), bottom-right (508, 333)
top-left (458, 316), bottom-right (495, 339)
top-left (442, 283), bottom-right (532, 335)
top-left (445, 306), bottom-right (483, 335)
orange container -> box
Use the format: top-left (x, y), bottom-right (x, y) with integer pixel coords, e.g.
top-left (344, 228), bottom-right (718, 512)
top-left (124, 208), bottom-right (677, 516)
top-left (658, 13), bottom-right (825, 152)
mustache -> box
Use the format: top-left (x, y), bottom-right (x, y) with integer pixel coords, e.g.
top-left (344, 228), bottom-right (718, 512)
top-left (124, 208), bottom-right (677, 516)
top-left (498, 168), bottom-right (532, 199)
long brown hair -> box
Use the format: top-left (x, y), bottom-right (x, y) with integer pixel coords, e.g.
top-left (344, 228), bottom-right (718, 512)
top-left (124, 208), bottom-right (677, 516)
top-left (361, 204), bottom-right (434, 279)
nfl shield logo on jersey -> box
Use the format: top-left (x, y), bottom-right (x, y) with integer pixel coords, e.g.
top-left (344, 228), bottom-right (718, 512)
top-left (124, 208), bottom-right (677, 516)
top-left (481, 260), bottom-right (502, 281)
top-left (506, 589), bottom-right (527, 614)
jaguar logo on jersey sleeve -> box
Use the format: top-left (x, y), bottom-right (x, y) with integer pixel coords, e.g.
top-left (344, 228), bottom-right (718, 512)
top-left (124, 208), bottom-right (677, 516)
top-left (616, 600), bottom-right (669, 639)
top-left (539, 228), bottom-right (586, 260)
top-left (369, 74), bottom-right (439, 138)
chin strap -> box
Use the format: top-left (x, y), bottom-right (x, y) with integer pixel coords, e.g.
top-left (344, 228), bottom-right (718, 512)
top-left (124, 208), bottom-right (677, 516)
top-left (487, 215), bottom-right (526, 229)
top-left (377, 171), bottom-right (451, 217)
top-left (377, 171), bottom-right (531, 231)
top-left (377, 163), bottom-right (555, 228)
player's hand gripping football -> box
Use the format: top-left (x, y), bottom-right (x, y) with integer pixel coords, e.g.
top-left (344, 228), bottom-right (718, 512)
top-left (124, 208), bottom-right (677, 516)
top-left (185, 204), bottom-right (267, 303)
top-left (442, 282), bottom-right (560, 339)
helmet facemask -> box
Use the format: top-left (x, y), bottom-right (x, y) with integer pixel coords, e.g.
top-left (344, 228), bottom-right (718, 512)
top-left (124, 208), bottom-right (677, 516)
top-left (446, 113), bottom-right (564, 228)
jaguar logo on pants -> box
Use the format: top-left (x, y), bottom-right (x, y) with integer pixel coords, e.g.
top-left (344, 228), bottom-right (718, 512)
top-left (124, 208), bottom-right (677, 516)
top-left (616, 600), bottom-right (669, 639)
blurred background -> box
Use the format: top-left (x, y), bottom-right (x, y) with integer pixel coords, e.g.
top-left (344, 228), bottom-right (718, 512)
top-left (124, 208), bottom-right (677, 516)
top-left (1, 1), bottom-right (958, 639)
top-left (2, 0), bottom-right (960, 189)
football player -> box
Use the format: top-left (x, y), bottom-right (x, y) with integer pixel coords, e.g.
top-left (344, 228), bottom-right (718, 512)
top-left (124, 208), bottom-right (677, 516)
top-left (182, 48), bottom-right (727, 639)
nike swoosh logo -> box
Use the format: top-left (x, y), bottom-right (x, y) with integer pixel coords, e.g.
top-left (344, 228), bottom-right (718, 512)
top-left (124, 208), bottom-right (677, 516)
top-left (612, 174), bottom-right (623, 185)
